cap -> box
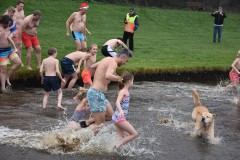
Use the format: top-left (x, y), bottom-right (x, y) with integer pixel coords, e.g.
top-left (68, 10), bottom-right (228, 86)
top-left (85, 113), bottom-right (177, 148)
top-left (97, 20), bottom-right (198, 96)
top-left (80, 3), bottom-right (89, 10)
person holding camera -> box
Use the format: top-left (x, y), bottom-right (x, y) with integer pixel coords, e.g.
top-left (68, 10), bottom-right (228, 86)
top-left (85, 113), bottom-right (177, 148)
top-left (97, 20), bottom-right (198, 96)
top-left (211, 7), bottom-right (226, 43)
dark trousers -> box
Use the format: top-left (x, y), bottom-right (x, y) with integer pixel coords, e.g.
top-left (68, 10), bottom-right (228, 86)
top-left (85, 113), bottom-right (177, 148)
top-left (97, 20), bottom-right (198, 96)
top-left (123, 31), bottom-right (134, 51)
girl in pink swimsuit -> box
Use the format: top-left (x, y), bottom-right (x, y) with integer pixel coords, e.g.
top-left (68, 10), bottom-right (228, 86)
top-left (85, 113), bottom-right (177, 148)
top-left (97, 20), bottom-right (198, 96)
top-left (112, 72), bottom-right (138, 148)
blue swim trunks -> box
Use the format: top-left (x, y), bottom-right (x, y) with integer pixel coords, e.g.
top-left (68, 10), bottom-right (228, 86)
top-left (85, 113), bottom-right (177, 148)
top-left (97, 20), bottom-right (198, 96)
top-left (60, 57), bottom-right (76, 74)
top-left (72, 31), bottom-right (84, 42)
top-left (43, 76), bottom-right (61, 92)
top-left (0, 47), bottom-right (16, 66)
top-left (87, 87), bottom-right (110, 112)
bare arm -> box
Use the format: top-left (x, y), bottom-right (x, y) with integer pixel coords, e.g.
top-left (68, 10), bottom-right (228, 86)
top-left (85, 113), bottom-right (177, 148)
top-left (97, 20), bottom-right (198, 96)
top-left (7, 33), bottom-right (17, 52)
top-left (76, 59), bottom-right (84, 74)
top-left (66, 13), bottom-right (75, 36)
top-left (39, 60), bottom-right (45, 84)
top-left (105, 61), bottom-right (122, 82)
top-left (18, 18), bottom-right (28, 43)
top-left (117, 39), bottom-right (128, 49)
top-left (86, 28), bottom-right (91, 36)
top-left (116, 89), bottom-right (125, 117)
top-left (231, 58), bottom-right (240, 74)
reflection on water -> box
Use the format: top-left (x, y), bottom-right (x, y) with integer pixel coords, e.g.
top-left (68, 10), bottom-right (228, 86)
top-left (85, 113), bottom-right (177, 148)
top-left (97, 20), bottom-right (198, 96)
top-left (0, 81), bottom-right (240, 159)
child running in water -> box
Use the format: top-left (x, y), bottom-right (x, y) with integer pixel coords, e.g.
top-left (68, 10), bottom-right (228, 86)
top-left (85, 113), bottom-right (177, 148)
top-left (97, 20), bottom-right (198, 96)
top-left (68, 88), bottom-right (95, 130)
top-left (40, 48), bottom-right (65, 110)
top-left (112, 72), bottom-right (138, 148)
top-left (76, 44), bottom-right (98, 89)
top-left (225, 50), bottom-right (240, 90)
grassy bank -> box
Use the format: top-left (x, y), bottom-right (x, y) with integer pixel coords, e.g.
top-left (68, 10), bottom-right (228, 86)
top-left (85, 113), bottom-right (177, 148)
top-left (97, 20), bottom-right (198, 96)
top-left (1, 0), bottom-right (240, 80)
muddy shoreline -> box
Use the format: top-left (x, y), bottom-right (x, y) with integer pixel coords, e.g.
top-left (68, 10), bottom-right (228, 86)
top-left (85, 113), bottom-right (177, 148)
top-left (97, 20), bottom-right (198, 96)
top-left (10, 70), bottom-right (229, 88)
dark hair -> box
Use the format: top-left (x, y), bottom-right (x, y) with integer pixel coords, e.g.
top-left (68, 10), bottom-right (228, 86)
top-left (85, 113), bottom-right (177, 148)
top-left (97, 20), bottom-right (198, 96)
top-left (48, 47), bottom-right (57, 55)
top-left (117, 48), bottom-right (132, 58)
top-left (33, 10), bottom-right (41, 16)
top-left (0, 15), bottom-right (12, 25)
top-left (118, 72), bottom-right (134, 90)
top-left (17, 0), bottom-right (24, 5)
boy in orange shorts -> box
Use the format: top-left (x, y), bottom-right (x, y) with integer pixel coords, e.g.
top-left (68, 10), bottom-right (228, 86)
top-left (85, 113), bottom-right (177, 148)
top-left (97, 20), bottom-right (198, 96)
top-left (76, 44), bottom-right (98, 89)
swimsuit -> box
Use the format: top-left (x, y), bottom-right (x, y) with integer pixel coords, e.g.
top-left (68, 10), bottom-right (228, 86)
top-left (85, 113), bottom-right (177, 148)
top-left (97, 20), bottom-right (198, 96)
top-left (112, 94), bottom-right (130, 123)
top-left (81, 69), bottom-right (92, 83)
top-left (21, 32), bottom-right (40, 48)
top-left (43, 76), bottom-right (61, 92)
top-left (87, 87), bottom-right (110, 112)
top-left (9, 20), bottom-right (17, 33)
top-left (72, 31), bottom-right (84, 42)
top-left (60, 57), bottom-right (76, 74)
top-left (101, 45), bottom-right (117, 57)
top-left (0, 47), bottom-right (18, 66)
top-left (229, 70), bottom-right (239, 83)
top-left (70, 109), bottom-right (87, 122)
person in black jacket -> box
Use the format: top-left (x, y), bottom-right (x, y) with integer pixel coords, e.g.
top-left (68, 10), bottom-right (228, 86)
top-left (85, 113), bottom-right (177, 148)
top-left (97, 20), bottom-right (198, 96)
top-left (211, 7), bottom-right (226, 43)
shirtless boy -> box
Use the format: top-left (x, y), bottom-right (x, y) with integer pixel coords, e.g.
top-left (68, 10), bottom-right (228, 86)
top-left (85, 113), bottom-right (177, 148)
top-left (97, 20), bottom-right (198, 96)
top-left (19, 10), bottom-right (41, 70)
top-left (76, 44), bottom-right (98, 89)
top-left (60, 51), bottom-right (90, 89)
top-left (40, 48), bottom-right (65, 109)
top-left (225, 50), bottom-right (240, 89)
top-left (101, 38), bottom-right (128, 57)
top-left (14, 0), bottom-right (25, 62)
top-left (87, 48), bottom-right (132, 131)
top-left (66, 3), bottom-right (89, 51)
top-left (0, 15), bottom-right (22, 92)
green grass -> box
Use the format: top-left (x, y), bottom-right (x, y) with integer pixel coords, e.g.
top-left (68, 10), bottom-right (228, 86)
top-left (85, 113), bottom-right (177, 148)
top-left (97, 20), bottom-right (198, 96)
top-left (1, 0), bottom-right (240, 78)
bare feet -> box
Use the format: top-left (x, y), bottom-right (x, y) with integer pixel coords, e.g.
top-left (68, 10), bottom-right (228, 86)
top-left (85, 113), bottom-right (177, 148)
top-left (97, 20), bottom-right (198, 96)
top-left (26, 66), bottom-right (32, 70)
top-left (57, 105), bottom-right (66, 110)
top-left (6, 77), bottom-right (11, 86)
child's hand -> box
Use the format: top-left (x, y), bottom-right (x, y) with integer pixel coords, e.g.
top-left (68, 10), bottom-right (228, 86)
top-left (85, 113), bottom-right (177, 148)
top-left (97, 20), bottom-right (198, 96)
top-left (119, 111), bottom-right (124, 117)
top-left (41, 79), bottom-right (44, 84)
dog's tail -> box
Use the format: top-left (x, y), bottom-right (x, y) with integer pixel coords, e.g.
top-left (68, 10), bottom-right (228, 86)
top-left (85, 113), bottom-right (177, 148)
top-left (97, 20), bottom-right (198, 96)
top-left (192, 89), bottom-right (202, 107)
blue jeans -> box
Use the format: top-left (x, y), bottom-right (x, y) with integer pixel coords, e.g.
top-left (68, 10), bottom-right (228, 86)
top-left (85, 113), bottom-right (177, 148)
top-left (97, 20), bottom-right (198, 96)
top-left (213, 26), bottom-right (223, 43)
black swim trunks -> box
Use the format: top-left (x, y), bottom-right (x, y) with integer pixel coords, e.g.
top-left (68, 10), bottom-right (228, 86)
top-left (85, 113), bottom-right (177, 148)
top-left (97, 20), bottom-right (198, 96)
top-left (43, 76), bottom-right (61, 92)
top-left (60, 57), bottom-right (75, 74)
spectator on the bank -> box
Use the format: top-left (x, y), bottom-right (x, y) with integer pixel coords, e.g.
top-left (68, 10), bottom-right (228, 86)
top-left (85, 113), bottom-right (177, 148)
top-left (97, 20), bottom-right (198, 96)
top-left (211, 7), bottom-right (226, 43)
top-left (122, 7), bottom-right (139, 51)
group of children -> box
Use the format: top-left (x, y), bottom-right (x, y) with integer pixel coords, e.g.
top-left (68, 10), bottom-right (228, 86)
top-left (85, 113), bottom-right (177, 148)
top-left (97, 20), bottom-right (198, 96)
top-left (39, 44), bottom-right (137, 148)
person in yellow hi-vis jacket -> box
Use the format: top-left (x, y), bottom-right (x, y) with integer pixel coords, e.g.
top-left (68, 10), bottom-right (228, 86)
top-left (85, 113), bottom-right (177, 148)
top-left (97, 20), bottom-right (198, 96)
top-left (123, 8), bottom-right (139, 51)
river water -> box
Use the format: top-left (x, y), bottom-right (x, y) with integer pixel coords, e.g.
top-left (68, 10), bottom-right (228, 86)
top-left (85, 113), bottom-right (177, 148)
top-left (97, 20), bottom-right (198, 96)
top-left (0, 81), bottom-right (239, 160)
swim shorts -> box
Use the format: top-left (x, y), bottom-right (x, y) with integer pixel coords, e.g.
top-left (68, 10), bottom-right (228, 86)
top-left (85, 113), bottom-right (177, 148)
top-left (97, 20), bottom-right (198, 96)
top-left (70, 109), bottom-right (87, 122)
top-left (72, 31), bottom-right (84, 42)
top-left (113, 117), bottom-right (126, 123)
top-left (87, 87), bottom-right (110, 112)
top-left (0, 48), bottom-right (18, 66)
top-left (229, 70), bottom-right (239, 83)
top-left (101, 45), bottom-right (117, 57)
top-left (43, 76), bottom-right (61, 92)
top-left (81, 69), bottom-right (92, 83)
top-left (60, 57), bottom-right (76, 74)
top-left (21, 32), bottom-right (40, 48)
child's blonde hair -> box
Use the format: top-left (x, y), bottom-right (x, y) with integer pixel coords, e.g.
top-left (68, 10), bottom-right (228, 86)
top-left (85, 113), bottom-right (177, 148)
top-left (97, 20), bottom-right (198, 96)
top-left (87, 43), bottom-right (98, 52)
top-left (7, 6), bottom-right (15, 13)
top-left (75, 88), bottom-right (88, 101)
top-left (237, 50), bottom-right (240, 58)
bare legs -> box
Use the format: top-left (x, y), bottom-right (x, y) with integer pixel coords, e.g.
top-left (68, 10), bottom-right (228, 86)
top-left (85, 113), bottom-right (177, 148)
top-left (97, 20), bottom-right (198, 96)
top-left (0, 65), bottom-right (7, 92)
top-left (75, 40), bottom-right (84, 51)
top-left (61, 73), bottom-right (78, 89)
top-left (115, 121), bottom-right (138, 148)
top-left (42, 89), bottom-right (64, 109)
top-left (6, 56), bottom-right (22, 86)
top-left (26, 45), bottom-right (41, 70)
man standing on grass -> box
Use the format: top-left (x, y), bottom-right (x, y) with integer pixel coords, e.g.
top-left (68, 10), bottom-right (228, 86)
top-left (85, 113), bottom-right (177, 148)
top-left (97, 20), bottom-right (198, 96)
top-left (87, 48), bottom-right (132, 132)
top-left (14, 0), bottom-right (25, 63)
top-left (18, 10), bottom-right (42, 70)
top-left (66, 3), bottom-right (88, 51)
top-left (123, 7), bottom-right (139, 51)
top-left (211, 7), bottom-right (226, 43)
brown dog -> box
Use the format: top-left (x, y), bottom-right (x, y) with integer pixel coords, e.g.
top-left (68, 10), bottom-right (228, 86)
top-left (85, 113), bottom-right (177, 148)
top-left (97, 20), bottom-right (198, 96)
top-left (192, 89), bottom-right (215, 139)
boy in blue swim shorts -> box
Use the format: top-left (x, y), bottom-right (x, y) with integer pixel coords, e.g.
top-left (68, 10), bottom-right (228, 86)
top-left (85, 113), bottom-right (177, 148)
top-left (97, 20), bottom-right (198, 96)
top-left (40, 48), bottom-right (66, 109)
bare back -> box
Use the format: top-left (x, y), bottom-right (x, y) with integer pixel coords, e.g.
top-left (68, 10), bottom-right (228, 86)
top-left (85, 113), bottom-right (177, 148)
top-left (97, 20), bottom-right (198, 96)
top-left (92, 57), bottom-right (118, 91)
top-left (22, 15), bottom-right (39, 35)
top-left (0, 27), bottom-right (11, 48)
top-left (104, 39), bottom-right (119, 49)
top-left (72, 12), bottom-right (86, 33)
top-left (231, 57), bottom-right (240, 72)
top-left (42, 57), bottom-right (59, 76)
top-left (66, 51), bottom-right (86, 63)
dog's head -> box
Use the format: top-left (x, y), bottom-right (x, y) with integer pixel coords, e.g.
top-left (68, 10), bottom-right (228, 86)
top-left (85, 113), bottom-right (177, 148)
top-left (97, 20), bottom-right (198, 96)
top-left (201, 112), bottom-right (215, 127)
